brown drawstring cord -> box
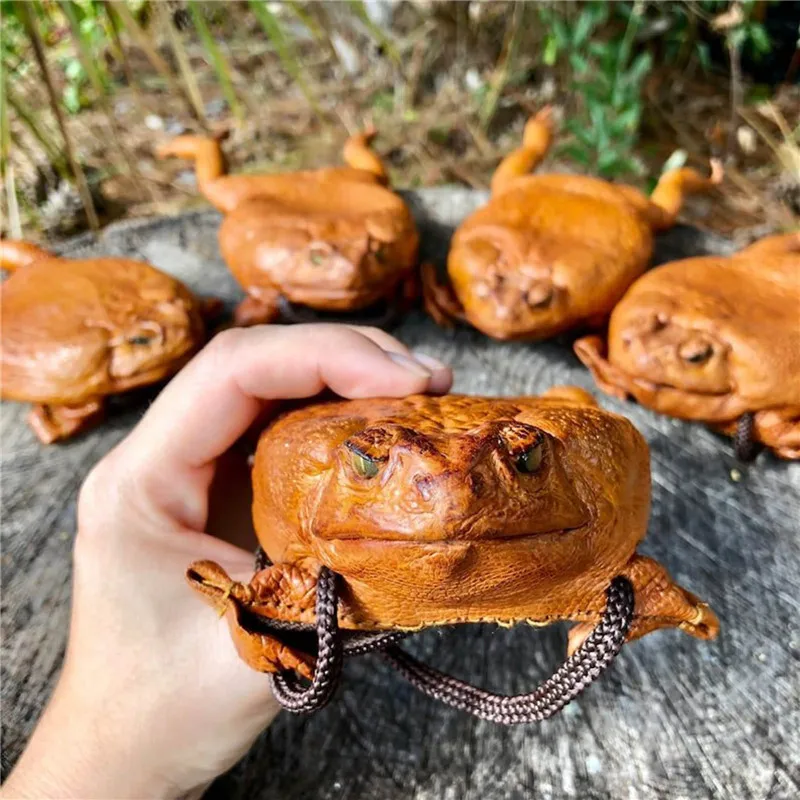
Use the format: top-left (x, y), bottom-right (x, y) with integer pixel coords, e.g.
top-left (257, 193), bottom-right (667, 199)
top-left (381, 577), bottom-right (634, 724)
top-left (735, 412), bottom-right (761, 462)
top-left (256, 549), bottom-right (635, 723)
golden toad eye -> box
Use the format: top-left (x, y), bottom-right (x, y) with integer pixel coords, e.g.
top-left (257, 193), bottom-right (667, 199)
top-left (679, 340), bottom-right (714, 364)
top-left (127, 335), bottom-right (154, 346)
top-left (515, 442), bottom-right (543, 474)
top-left (374, 245), bottom-right (387, 264)
top-left (352, 452), bottom-right (380, 478)
top-left (309, 249), bottom-right (326, 266)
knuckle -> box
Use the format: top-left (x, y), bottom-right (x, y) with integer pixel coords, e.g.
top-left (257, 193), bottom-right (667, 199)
top-left (201, 326), bottom-right (252, 368)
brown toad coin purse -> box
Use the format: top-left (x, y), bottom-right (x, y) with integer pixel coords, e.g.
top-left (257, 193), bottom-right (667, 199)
top-left (188, 388), bottom-right (718, 723)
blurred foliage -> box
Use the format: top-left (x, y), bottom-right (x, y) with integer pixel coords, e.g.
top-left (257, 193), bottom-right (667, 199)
top-left (538, 0), bottom-right (775, 177)
top-left (540, 1), bottom-right (653, 177)
top-left (0, 0), bottom-right (787, 232)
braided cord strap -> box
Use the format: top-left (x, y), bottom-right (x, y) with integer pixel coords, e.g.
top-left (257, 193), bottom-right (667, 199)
top-left (264, 556), bottom-right (634, 723)
top-left (268, 567), bottom-right (344, 713)
top-left (734, 412), bottom-right (760, 462)
top-left (381, 576), bottom-right (634, 724)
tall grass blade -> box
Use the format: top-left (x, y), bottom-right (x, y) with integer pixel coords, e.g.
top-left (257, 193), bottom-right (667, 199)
top-left (59, 0), bottom-right (156, 201)
top-left (188, 2), bottom-right (244, 121)
top-left (102, 1), bottom-right (143, 103)
top-left (479, 1), bottom-right (524, 129)
top-left (248, 1), bottom-right (320, 114)
top-left (17, 0), bottom-right (99, 230)
top-left (4, 163), bottom-right (23, 237)
top-left (155, 0), bottom-right (207, 124)
top-left (346, 0), bottom-right (401, 66)
top-left (4, 84), bottom-right (68, 174)
top-left (111, 0), bottom-right (206, 126)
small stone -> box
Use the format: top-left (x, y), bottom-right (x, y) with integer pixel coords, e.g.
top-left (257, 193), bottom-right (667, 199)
top-left (736, 126), bottom-right (757, 155)
top-left (165, 119), bottom-right (186, 136)
top-left (145, 114), bottom-right (164, 131)
top-left (465, 69), bottom-right (483, 92)
top-left (730, 468), bottom-right (742, 482)
top-left (174, 170), bottom-right (197, 188)
top-left (205, 98), bottom-right (226, 118)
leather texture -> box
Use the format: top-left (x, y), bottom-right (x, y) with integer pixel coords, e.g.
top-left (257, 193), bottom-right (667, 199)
top-left (187, 388), bottom-right (718, 675)
top-left (157, 130), bottom-right (419, 324)
top-left (422, 107), bottom-right (722, 341)
top-left (0, 240), bottom-right (207, 443)
top-left (575, 233), bottom-right (800, 458)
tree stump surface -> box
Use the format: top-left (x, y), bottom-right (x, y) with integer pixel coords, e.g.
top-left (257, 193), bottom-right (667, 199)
top-left (2, 189), bottom-right (797, 800)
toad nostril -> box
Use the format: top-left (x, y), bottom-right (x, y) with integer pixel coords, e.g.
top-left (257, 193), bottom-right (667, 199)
top-left (414, 474), bottom-right (435, 502)
top-left (467, 472), bottom-right (485, 497)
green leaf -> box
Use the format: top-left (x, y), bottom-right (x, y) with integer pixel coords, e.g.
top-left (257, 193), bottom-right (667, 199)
top-left (569, 52), bottom-right (590, 74)
top-left (63, 83), bottom-right (81, 113)
top-left (65, 58), bottom-right (83, 81)
top-left (559, 143), bottom-right (592, 167)
top-left (627, 51), bottom-right (653, 86)
top-left (572, 10), bottom-right (596, 47)
top-left (748, 23), bottom-right (771, 56)
top-left (543, 35), bottom-right (558, 66)
top-left (552, 17), bottom-right (569, 48)
top-left (696, 41), bottom-right (712, 73)
top-left (613, 106), bottom-right (640, 133)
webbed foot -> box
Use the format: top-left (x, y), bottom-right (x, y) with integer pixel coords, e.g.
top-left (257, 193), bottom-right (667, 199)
top-left (567, 554), bottom-right (719, 655)
top-left (28, 399), bottom-right (105, 444)
top-left (186, 559), bottom-right (322, 678)
top-left (233, 292), bottom-right (282, 327)
top-left (421, 262), bottom-right (465, 329)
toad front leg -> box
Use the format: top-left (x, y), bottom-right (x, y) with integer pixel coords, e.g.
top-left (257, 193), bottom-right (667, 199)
top-left (421, 263), bottom-right (466, 329)
top-left (233, 288), bottom-right (283, 327)
top-left (719, 407), bottom-right (800, 461)
top-left (186, 559), bottom-right (324, 678)
top-left (567, 554), bottom-right (719, 655)
top-left (28, 399), bottom-right (105, 444)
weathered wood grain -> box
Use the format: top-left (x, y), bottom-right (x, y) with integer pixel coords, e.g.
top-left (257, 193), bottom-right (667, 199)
top-left (2, 190), bottom-right (798, 800)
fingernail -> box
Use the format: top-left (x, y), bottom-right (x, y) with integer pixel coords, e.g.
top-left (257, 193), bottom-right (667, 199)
top-left (387, 351), bottom-right (432, 377)
top-left (412, 352), bottom-right (449, 372)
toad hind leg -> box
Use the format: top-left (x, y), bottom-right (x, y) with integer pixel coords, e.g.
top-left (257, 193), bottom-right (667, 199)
top-left (342, 127), bottom-right (389, 184)
top-left (28, 399), bottom-right (105, 444)
top-left (421, 262), bottom-right (466, 329)
top-left (567, 554), bottom-right (719, 655)
top-left (644, 159), bottom-right (724, 231)
top-left (490, 107), bottom-right (554, 196)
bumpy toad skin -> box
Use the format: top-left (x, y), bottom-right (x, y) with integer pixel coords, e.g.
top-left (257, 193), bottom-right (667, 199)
top-left (157, 129), bottom-right (419, 325)
top-left (0, 240), bottom-right (209, 444)
top-left (575, 233), bottom-right (800, 459)
top-left (188, 388), bottom-right (718, 677)
top-left (423, 107), bottom-right (723, 340)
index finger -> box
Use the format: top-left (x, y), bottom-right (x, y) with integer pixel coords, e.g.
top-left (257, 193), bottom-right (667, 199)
top-left (119, 324), bottom-right (450, 510)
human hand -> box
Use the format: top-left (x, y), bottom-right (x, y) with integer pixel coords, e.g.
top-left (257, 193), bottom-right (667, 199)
top-left (2, 325), bottom-right (451, 800)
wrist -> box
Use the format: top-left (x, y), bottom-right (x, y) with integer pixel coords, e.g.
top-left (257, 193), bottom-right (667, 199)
top-left (3, 685), bottom-right (178, 800)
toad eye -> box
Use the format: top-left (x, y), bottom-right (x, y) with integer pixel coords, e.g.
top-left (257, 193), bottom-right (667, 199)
top-left (679, 340), bottom-right (714, 364)
top-left (527, 284), bottom-right (554, 309)
top-left (373, 244), bottom-right (387, 264)
top-left (127, 335), bottom-right (154, 346)
top-left (351, 452), bottom-right (380, 479)
top-left (309, 248), bottom-right (326, 266)
top-left (515, 441), bottom-right (543, 474)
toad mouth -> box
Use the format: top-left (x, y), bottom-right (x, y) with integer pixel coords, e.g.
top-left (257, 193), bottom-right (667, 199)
top-left (321, 525), bottom-right (586, 546)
